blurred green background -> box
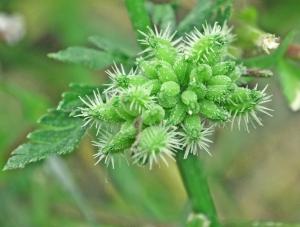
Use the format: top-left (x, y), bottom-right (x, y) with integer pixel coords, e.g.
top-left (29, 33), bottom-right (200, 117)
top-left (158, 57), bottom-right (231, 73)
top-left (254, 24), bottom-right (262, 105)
top-left (0, 0), bottom-right (300, 226)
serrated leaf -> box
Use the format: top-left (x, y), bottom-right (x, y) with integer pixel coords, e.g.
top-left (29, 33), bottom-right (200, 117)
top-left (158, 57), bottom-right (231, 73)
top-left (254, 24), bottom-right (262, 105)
top-left (277, 59), bottom-right (300, 111)
top-left (3, 111), bottom-right (86, 170)
top-left (4, 84), bottom-right (103, 170)
top-left (48, 47), bottom-right (114, 70)
top-left (57, 84), bottom-right (105, 112)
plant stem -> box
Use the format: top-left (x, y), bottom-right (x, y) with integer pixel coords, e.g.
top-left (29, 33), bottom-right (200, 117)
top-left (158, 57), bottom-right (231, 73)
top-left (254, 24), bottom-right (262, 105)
top-left (176, 152), bottom-right (221, 227)
top-left (124, 1), bottom-right (220, 225)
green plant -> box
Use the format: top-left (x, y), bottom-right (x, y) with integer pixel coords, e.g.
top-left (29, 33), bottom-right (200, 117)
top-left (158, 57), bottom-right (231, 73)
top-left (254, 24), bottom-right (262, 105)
top-left (4, 0), bottom-right (298, 226)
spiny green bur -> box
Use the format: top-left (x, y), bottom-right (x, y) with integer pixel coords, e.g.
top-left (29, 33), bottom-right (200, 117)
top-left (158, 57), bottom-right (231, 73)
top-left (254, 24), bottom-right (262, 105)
top-left (78, 23), bottom-right (273, 169)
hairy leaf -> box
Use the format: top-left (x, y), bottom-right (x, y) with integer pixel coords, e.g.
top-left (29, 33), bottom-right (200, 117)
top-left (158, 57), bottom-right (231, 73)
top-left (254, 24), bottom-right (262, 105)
top-left (3, 111), bottom-right (86, 170)
top-left (3, 84), bottom-right (104, 170)
top-left (58, 83), bottom-right (105, 112)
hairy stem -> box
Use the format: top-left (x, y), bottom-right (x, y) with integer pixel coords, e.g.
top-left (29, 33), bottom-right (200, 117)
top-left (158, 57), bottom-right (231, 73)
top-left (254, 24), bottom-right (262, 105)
top-left (176, 152), bottom-right (221, 227)
top-left (124, 0), bottom-right (152, 44)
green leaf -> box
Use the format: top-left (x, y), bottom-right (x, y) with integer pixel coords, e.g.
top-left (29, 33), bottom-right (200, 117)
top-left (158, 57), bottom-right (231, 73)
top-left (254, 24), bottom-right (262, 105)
top-left (125, 0), bottom-right (152, 45)
top-left (3, 111), bottom-right (86, 170)
top-left (277, 59), bottom-right (300, 111)
top-left (177, 0), bottom-right (232, 35)
top-left (150, 3), bottom-right (176, 31)
top-left (3, 84), bottom-right (104, 170)
top-left (58, 83), bottom-right (105, 112)
top-left (48, 47), bottom-right (115, 70)
top-left (215, 0), bottom-right (233, 24)
top-left (177, 0), bottom-right (213, 35)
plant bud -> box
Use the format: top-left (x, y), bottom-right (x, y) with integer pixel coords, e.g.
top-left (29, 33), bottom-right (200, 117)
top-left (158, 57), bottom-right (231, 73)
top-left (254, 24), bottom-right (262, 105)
top-left (206, 85), bottom-right (231, 103)
top-left (129, 75), bottom-right (148, 86)
top-left (139, 60), bottom-right (159, 79)
top-left (188, 83), bottom-right (207, 100)
top-left (121, 85), bottom-right (154, 116)
top-left (89, 102), bottom-right (123, 123)
top-left (103, 122), bottom-right (136, 153)
top-left (174, 57), bottom-right (191, 87)
top-left (160, 81), bottom-right (180, 97)
top-left (133, 125), bottom-right (179, 169)
top-left (111, 96), bottom-right (135, 120)
top-left (183, 115), bottom-right (202, 139)
top-left (142, 104), bottom-right (165, 125)
top-left (157, 61), bottom-right (178, 83)
top-left (154, 42), bottom-right (177, 64)
top-left (207, 75), bottom-right (232, 86)
top-left (212, 61), bottom-right (235, 76)
top-left (147, 79), bottom-right (161, 95)
top-left (167, 101), bottom-right (187, 125)
top-left (158, 92), bottom-right (179, 108)
top-left (181, 90), bottom-right (199, 115)
top-left (190, 64), bottom-right (212, 83)
top-left (200, 101), bottom-right (230, 121)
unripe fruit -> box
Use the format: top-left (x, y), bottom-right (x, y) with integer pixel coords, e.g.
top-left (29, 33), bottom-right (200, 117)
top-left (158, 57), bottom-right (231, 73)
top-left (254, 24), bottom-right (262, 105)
top-left (103, 122), bottom-right (136, 154)
top-left (206, 85), bottom-right (230, 103)
top-left (158, 92), bottom-right (179, 108)
top-left (160, 81), bottom-right (180, 97)
top-left (212, 61), bottom-right (235, 76)
top-left (200, 100), bottom-right (230, 121)
top-left (157, 61), bottom-right (178, 83)
top-left (142, 104), bottom-right (165, 125)
top-left (188, 83), bottom-right (207, 100)
top-left (129, 75), bottom-right (148, 86)
top-left (139, 60), bottom-right (158, 79)
top-left (207, 75), bottom-right (232, 86)
top-left (181, 90), bottom-right (198, 105)
top-left (111, 96), bottom-right (135, 120)
top-left (183, 115), bottom-right (202, 140)
top-left (190, 64), bottom-right (212, 83)
top-left (158, 81), bottom-right (180, 108)
top-left (181, 90), bottom-right (199, 115)
top-left (120, 85), bottom-right (154, 117)
top-left (154, 42), bottom-right (177, 64)
top-left (147, 79), bottom-right (161, 95)
top-left (174, 57), bottom-right (191, 87)
top-left (167, 101), bottom-right (187, 125)
top-left (89, 102), bottom-right (123, 123)
top-left (75, 23), bottom-right (273, 167)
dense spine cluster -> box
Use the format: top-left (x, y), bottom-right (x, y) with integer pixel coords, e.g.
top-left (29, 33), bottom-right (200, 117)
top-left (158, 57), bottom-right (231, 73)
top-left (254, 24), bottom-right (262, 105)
top-left (76, 23), bottom-right (272, 169)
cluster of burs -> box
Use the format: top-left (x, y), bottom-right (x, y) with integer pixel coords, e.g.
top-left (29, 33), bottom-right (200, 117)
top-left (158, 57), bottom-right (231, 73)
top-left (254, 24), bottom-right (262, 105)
top-left (78, 23), bottom-right (272, 169)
